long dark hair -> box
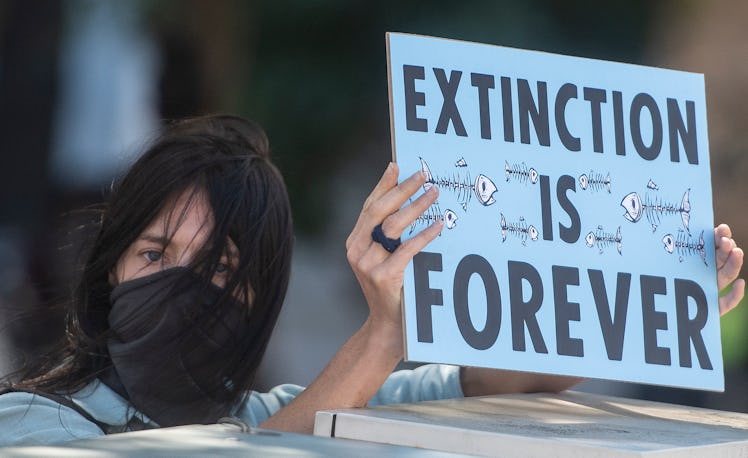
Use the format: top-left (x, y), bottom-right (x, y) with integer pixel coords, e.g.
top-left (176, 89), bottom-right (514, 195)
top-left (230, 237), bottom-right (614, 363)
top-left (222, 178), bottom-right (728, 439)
top-left (8, 115), bottom-right (293, 418)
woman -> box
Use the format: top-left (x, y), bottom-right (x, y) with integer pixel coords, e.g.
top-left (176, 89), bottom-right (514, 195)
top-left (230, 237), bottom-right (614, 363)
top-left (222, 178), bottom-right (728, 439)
top-left (0, 114), bottom-right (743, 445)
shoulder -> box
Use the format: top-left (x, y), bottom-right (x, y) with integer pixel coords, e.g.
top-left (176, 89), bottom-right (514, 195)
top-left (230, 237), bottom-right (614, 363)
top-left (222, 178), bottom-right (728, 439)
top-left (0, 390), bottom-right (104, 446)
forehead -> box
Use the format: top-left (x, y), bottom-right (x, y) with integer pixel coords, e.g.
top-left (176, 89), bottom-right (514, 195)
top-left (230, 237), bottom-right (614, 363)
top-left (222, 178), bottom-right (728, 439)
top-left (146, 189), bottom-right (214, 246)
top-left (141, 189), bottom-right (239, 258)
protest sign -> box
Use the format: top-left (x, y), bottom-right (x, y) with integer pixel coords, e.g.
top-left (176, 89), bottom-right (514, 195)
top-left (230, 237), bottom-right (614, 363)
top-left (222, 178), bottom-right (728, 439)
top-left (386, 32), bottom-right (722, 390)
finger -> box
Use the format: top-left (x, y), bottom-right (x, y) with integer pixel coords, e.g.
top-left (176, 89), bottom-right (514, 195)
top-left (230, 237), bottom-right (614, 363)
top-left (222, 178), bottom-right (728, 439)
top-left (348, 168), bottom-right (427, 254)
top-left (355, 218), bottom-right (421, 282)
top-left (719, 278), bottom-right (745, 317)
top-left (718, 246), bottom-right (744, 290)
top-left (381, 186), bottom-right (439, 238)
top-left (362, 162), bottom-right (399, 211)
top-left (347, 162), bottom-right (399, 251)
top-left (387, 221), bottom-right (443, 270)
top-left (351, 165), bottom-right (422, 248)
top-left (716, 236), bottom-right (734, 270)
top-left (364, 168), bottom-right (427, 224)
top-left (714, 224), bottom-right (734, 269)
top-left (714, 223), bottom-right (732, 243)
top-left (357, 196), bottom-right (440, 268)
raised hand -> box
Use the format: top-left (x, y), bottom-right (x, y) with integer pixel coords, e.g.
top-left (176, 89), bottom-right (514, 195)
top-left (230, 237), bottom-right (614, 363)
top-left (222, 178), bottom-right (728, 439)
top-left (346, 163), bottom-right (442, 333)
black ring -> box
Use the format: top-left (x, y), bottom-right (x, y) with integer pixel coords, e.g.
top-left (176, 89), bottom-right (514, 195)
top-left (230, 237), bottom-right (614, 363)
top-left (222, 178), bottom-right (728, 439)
top-left (371, 224), bottom-right (401, 253)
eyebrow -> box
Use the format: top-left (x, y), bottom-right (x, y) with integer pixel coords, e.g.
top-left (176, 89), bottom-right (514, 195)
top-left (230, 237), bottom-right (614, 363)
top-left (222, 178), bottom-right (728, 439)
top-left (137, 232), bottom-right (239, 259)
top-left (137, 233), bottom-right (171, 246)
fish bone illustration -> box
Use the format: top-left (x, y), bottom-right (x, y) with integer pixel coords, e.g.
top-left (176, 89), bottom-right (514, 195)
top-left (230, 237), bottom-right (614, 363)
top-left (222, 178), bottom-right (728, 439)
top-left (505, 161), bottom-right (538, 185)
top-left (500, 213), bottom-right (538, 246)
top-left (420, 157), bottom-right (497, 208)
top-left (585, 225), bottom-right (622, 255)
top-left (409, 202), bottom-right (458, 235)
top-left (579, 171), bottom-right (611, 193)
top-left (662, 230), bottom-right (706, 265)
top-left (620, 189), bottom-right (691, 233)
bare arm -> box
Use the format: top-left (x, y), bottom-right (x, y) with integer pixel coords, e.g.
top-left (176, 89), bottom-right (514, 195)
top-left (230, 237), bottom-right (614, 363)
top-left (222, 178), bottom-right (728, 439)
top-left (259, 319), bottom-right (403, 433)
top-left (260, 163), bottom-right (441, 433)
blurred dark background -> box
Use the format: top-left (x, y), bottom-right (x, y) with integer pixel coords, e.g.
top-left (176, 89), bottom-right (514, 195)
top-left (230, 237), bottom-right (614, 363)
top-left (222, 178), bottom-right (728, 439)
top-left (1, 0), bottom-right (746, 411)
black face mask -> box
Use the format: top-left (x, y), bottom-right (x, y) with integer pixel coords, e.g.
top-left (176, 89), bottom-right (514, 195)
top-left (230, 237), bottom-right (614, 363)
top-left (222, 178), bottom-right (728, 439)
top-left (107, 268), bottom-right (249, 427)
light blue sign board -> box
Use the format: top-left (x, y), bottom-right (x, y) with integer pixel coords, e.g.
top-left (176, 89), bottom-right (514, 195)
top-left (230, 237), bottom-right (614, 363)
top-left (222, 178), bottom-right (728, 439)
top-left (387, 33), bottom-right (722, 390)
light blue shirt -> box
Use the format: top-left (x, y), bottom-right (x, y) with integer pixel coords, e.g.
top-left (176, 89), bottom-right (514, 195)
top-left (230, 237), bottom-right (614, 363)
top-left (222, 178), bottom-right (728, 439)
top-left (0, 364), bottom-right (463, 447)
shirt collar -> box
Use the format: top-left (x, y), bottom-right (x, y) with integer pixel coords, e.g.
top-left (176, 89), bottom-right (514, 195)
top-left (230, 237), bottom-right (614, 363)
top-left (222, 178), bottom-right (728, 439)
top-left (69, 379), bottom-right (157, 427)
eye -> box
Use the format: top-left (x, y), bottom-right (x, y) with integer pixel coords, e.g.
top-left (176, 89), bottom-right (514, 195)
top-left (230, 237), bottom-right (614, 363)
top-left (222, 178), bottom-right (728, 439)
top-left (144, 250), bottom-right (163, 263)
top-left (215, 262), bottom-right (229, 274)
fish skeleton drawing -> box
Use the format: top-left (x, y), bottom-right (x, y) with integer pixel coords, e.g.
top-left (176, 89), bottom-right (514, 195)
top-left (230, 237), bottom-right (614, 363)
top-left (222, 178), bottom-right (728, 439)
top-left (662, 230), bottom-right (706, 265)
top-left (579, 171), bottom-right (611, 193)
top-left (505, 161), bottom-right (538, 185)
top-left (620, 189), bottom-right (691, 233)
top-left (409, 203), bottom-right (458, 235)
top-left (585, 225), bottom-right (622, 255)
top-left (420, 157), bottom-right (497, 208)
top-left (500, 213), bottom-right (538, 246)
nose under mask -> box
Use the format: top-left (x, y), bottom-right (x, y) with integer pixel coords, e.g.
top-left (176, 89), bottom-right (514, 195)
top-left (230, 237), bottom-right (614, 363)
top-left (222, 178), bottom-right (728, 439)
top-left (107, 267), bottom-right (249, 426)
